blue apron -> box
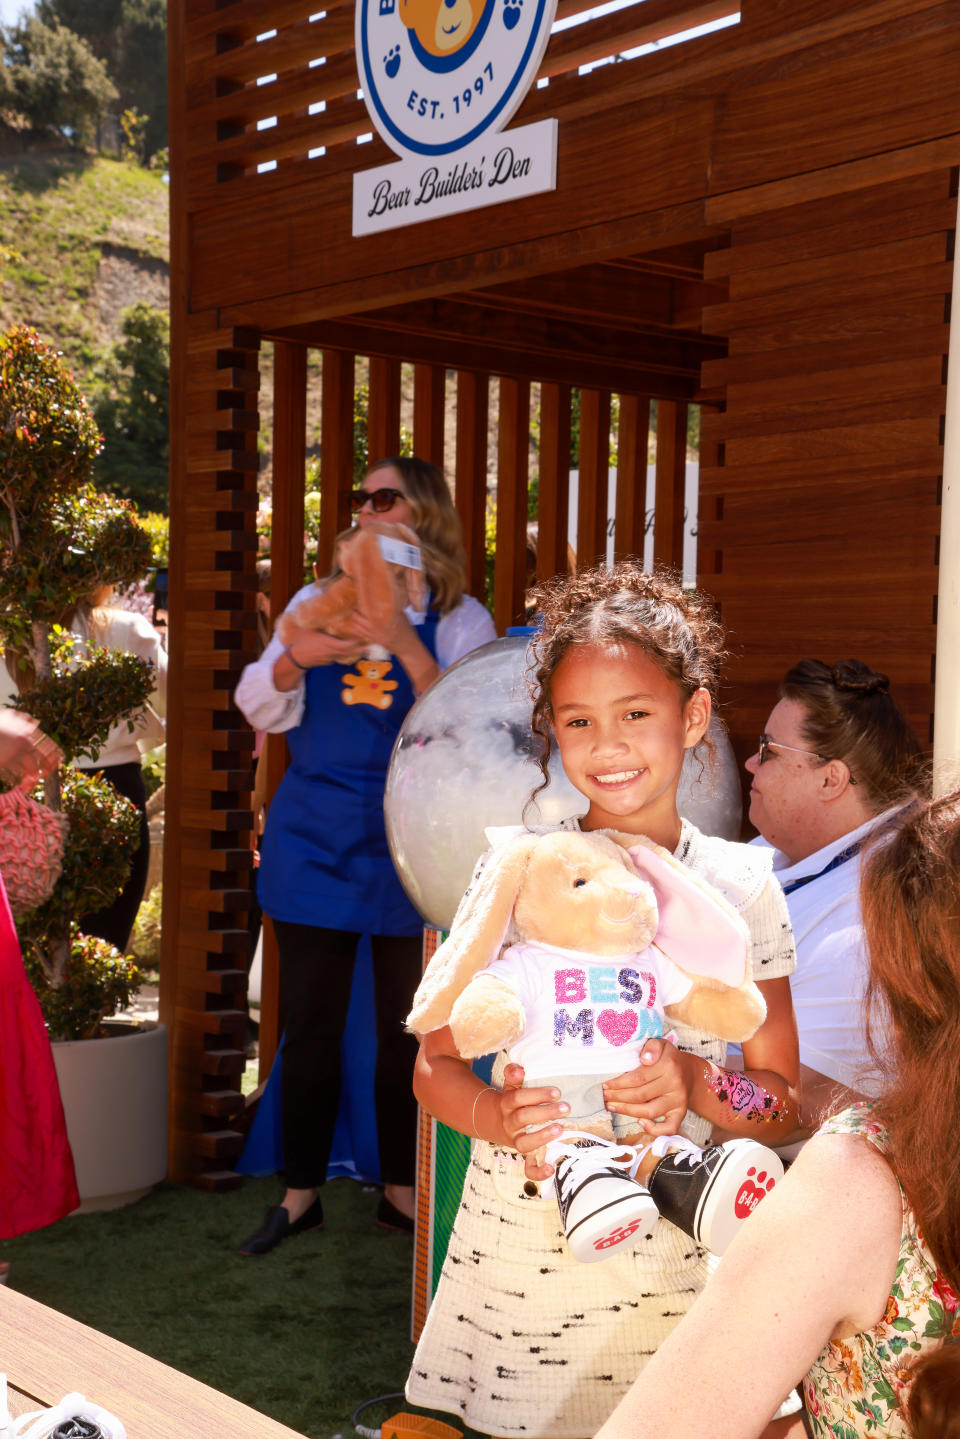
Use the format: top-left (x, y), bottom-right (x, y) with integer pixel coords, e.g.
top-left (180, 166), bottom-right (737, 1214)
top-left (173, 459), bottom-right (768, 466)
top-left (258, 610), bottom-right (439, 936)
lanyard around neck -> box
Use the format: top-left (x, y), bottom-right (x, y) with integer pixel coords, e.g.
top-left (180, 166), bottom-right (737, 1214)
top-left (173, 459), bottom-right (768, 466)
top-left (781, 839), bottom-right (864, 896)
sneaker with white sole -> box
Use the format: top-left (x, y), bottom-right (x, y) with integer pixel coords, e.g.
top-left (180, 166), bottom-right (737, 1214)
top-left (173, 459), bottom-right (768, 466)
top-left (646, 1135), bottom-right (783, 1256)
top-left (549, 1137), bottom-right (659, 1264)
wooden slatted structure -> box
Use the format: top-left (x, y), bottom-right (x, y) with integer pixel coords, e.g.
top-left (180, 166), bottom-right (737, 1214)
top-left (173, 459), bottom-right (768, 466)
top-left (163, 0), bottom-right (960, 1183)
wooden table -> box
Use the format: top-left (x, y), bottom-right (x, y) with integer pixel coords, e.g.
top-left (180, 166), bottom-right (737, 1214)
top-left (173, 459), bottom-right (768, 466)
top-left (0, 1286), bottom-right (306, 1438)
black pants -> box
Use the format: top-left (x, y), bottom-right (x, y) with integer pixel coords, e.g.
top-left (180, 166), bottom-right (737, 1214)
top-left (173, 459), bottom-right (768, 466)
top-left (273, 920), bottom-right (421, 1190)
top-left (79, 761), bottom-right (149, 954)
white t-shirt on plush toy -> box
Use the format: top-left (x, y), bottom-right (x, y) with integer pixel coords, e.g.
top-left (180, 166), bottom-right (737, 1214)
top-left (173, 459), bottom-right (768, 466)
top-left (482, 939), bottom-right (692, 1078)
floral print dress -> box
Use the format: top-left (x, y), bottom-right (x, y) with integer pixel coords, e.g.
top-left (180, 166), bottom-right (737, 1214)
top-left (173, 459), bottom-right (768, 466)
top-left (803, 1105), bottom-right (960, 1437)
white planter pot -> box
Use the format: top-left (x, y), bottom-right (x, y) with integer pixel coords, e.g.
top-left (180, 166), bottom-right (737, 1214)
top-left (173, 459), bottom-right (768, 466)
top-left (52, 1021), bottom-right (168, 1213)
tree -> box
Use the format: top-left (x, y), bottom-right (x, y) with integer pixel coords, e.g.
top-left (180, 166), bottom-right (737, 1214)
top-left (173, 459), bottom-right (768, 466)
top-left (0, 326), bottom-right (151, 1024)
top-left (0, 16), bottom-right (117, 144)
top-left (94, 303), bottom-right (169, 514)
top-left (37, 0), bottom-right (167, 157)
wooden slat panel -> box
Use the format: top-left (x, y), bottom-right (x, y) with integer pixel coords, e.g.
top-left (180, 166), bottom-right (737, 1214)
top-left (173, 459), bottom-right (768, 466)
top-left (189, 94), bottom-right (715, 293)
top-left (454, 370), bottom-right (490, 602)
top-left (537, 383), bottom-right (572, 582)
top-left (653, 399), bottom-right (686, 569)
top-left (494, 378), bottom-right (530, 634)
top-left (711, 13), bottom-right (960, 194)
top-left (614, 393), bottom-right (650, 561)
top-left (367, 356), bottom-right (402, 462)
top-left (539, 0), bottom-right (736, 81)
top-left (702, 326), bottom-right (950, 387)
top-left (413, 364), bottom-right (446, 467)
top-left (163, 303), bottom-right (261, 1185)
top-left (577, 389), bottom-right (611, 568)
top-left (319, 347), bottom-right (355, 569)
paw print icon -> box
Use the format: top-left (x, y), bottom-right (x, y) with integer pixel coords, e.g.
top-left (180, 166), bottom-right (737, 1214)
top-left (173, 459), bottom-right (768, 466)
top-left (503, 0), bottom-right (522, 29)
top-left (384, 43), bottom-right (402, 76)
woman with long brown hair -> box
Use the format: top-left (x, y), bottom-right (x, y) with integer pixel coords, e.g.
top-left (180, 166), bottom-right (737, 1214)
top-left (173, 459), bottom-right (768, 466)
top-left (234, 456), bottom-right (494, 1254)
top-left (594, 788), bottom-right (960, 1438)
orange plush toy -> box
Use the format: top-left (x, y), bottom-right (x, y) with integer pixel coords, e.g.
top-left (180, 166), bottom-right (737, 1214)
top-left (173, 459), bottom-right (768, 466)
top-left (276, 522), bottom-right (427, 648)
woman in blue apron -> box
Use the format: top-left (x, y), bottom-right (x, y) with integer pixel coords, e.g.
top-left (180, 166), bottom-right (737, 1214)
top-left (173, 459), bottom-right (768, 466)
top-left (234, 456), bottom-right (496, 1255)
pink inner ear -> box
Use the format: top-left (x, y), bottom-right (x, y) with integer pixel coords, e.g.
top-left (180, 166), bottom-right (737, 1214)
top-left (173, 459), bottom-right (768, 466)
top-left (625, 845), bottom-right (748, 986)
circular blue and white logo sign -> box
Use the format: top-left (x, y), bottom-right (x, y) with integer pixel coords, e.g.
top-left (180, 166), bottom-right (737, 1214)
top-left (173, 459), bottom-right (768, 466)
top-left (356, 0), bottom-right (557, 159)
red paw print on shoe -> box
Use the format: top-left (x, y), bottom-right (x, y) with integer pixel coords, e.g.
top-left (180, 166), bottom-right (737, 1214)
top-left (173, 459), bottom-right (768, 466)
top-left (734, 1166), bottom-right (778, 1220)
top-left (593, 1217), bottom-right (649, 1250)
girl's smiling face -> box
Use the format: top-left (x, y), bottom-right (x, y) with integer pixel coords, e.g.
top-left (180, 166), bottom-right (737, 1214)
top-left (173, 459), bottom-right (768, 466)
top-left (549, 642), bottom-right (710, 847)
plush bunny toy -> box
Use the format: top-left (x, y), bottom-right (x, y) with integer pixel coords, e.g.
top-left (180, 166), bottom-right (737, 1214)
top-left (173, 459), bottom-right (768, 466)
top-left (407, 828), bottom-right (784, 1263)
top-left (276, 521), bottom-right (427, 649)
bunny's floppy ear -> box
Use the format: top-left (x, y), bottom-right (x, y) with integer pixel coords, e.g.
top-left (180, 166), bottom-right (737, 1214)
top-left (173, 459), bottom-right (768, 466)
top-left (605, 830), bottom-right (750, 987)
top-left (407, 832), bottom-right (540, 1036)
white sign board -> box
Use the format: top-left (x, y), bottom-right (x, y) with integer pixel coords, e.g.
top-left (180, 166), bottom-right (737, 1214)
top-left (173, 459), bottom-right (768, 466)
top-left (353, 0), bottom-right (558, 235)
top-left (567, 463), bottom-right (701, 586)
top-left (353, 117), bottom-right (557, 235)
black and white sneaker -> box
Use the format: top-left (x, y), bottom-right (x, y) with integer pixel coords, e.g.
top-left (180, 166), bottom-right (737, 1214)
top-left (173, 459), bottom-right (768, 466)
top-left (548, 1134), bottom-right (659, 1264)
top-left (646, 1135), bottom-right (783, 1255)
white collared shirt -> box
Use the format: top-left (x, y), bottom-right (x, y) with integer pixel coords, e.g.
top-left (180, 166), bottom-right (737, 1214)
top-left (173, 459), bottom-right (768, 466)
top-left (751, 807), bottom-right (900, 1091)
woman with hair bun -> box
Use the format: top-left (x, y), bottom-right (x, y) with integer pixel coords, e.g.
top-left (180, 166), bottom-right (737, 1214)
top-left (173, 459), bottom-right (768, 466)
top-left (745, 658), bottom-right (926, 1134)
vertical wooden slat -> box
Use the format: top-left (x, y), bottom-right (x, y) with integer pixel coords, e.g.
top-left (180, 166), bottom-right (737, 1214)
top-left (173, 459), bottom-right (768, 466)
top-left (537, 382), bottom-right (571, 581)
top-left (257, 339), bottom-right (307, 1081)
top-left (494, 377), bottom-right (530, 634)
top-left (577, 388), bottom-right (611, 568)
top-left (367, 355), bottom-right (402, 461)
top-left (413, 363), bottom-right (446, 466)
top-left (615, 393), bottom-right (651, 562)
top-left (319, 348), bottom-right (354, 572)
top-left (454, 370), bottom-right (489, 601)
top-left (653, 398), bottom-right (688, 569)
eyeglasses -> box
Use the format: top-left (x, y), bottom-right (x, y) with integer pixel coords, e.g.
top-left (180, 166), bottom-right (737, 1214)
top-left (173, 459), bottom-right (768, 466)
top-left (349, 486), bottom-right (406, 514)
top-left (756, 734), bottom-right (857, 783)
top-left (756, 734), bottom-right (825, 766)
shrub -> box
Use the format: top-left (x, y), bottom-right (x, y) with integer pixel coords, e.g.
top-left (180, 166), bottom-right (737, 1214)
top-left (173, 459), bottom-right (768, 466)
top-left (24, 929), bottom-right (141, 1040)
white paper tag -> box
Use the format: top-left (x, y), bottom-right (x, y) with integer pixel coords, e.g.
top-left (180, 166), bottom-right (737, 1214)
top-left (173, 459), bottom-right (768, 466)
top-left (376, 534), bottom-right (422, 570)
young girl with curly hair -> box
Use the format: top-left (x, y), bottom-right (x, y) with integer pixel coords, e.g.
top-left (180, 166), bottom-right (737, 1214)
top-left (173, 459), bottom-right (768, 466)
top-left (406, 563), bottom-right (801, 1438)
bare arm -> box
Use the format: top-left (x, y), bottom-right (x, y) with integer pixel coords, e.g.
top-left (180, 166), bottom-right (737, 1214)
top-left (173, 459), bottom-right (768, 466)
top-left (604, 977), bottom-right (801, 1140)
top-left (594, 1131), bottom-right (902, 1439)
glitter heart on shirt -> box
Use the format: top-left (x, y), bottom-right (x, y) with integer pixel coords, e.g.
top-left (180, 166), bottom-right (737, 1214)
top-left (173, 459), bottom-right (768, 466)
top-left (596, 1010), bottom-right (638, 1046)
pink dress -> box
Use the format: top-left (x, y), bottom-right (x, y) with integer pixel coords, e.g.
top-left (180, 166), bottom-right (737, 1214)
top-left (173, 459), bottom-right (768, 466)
top-left (0, 874), bottom-right (79, 1238)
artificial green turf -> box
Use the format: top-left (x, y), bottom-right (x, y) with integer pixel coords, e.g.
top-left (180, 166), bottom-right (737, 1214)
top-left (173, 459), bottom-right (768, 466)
top-left (1, 1176), bottom-right (481, 1439)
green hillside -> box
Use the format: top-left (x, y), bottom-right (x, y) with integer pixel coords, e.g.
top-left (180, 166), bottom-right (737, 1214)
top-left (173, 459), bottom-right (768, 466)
top-left (0, 141), bottom-right (169, 392)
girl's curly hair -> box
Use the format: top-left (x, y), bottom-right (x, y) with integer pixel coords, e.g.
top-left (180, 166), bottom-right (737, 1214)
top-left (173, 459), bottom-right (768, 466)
top-left (526, 563), bottom-right (726, 795)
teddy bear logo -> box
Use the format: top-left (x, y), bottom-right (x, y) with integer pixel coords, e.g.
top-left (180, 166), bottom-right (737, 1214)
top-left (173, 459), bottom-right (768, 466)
top-left (396, 0), bottom-right (497, 72)
top-left (342, 660), bottom-right (398, 710)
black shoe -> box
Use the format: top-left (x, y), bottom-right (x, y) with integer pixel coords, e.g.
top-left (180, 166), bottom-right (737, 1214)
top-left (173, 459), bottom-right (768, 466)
top-left (239, 1197), bottom-right (324, 1256)
top-left (376, 1194), bottom-right (414, 1233)
top-left (647, 1138), bottom-right (782, 1255)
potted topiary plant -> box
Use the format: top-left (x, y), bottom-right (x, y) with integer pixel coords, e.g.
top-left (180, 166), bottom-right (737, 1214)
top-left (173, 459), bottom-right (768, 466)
top-left (0, 325), bottom-right (168, 1210)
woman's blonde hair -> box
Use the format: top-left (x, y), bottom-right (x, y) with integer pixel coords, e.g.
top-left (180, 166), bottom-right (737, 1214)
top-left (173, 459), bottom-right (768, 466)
top-left (367, 456), bottom-right (466, 614)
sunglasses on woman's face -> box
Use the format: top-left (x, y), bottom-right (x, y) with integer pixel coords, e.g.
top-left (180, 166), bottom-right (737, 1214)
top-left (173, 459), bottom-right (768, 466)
top-left (349, 486), bottom-right (406, 513)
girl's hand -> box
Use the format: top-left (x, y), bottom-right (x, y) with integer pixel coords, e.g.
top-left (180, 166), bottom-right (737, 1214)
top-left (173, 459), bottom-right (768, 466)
top-left (603, 1039), bottom-right (693, 1137)
top-left (498, 1063), bottom-right (570, 1181)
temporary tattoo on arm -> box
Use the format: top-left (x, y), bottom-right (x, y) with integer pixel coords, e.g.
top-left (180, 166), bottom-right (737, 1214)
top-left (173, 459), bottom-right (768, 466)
top-left (708, 1068), bottom-right (789, 1125)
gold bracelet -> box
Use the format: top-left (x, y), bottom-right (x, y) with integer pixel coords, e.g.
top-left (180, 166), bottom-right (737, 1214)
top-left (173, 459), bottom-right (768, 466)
top-left (471, 1085), bottom-right (496, 1141)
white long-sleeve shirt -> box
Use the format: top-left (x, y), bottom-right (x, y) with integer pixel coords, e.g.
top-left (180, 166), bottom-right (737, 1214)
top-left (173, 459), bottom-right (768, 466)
top-left (73, 609), bottom-right (168, 768)
top-left (235, 584), bottom-right (495, 734)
